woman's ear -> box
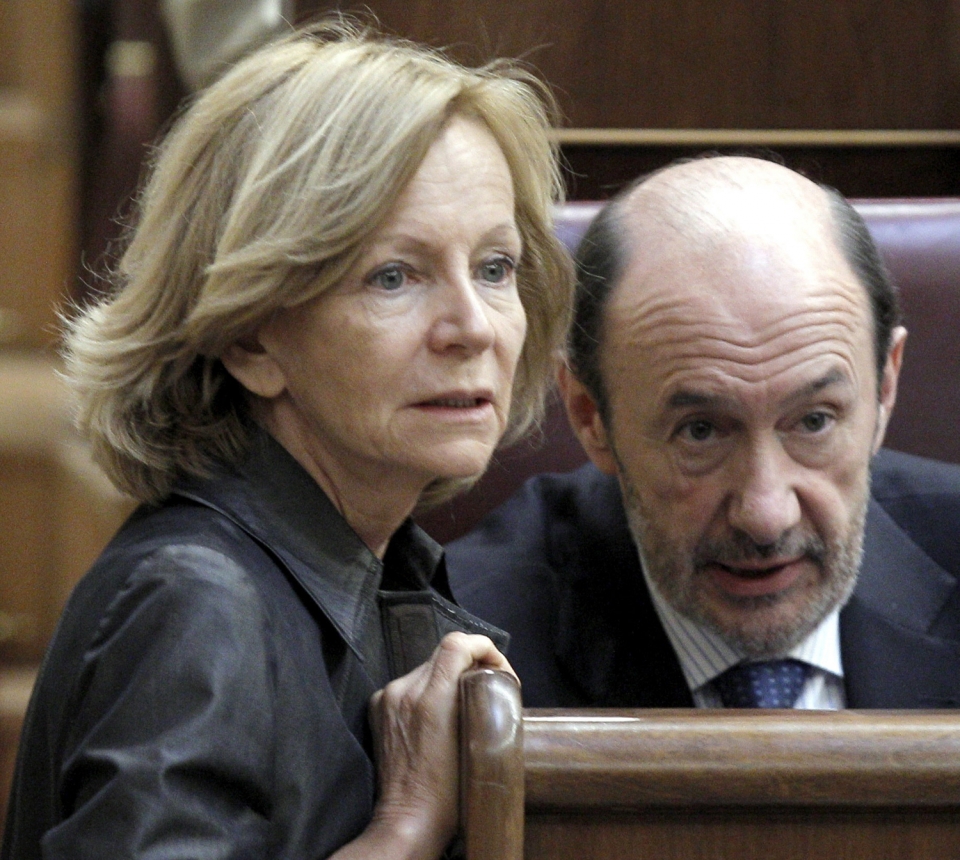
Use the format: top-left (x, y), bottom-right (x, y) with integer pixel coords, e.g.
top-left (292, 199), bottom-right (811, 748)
top-left (220, 333), bottom-right (287, 399)
top-left (557, 362), bottom-right (619, 476)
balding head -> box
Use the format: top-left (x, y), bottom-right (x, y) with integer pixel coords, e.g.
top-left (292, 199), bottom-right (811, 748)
top-left (569, 156), bottom-right (901, 421)
top-left (622, 156), bottom-right (835, 257)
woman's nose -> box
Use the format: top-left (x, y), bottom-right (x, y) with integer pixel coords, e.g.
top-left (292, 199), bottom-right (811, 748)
top-left (428, 274), bottom-right (497, 355)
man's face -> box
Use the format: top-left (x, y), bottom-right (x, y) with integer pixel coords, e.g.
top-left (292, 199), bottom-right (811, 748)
top-left (575, 188), bottom-right (903, 659)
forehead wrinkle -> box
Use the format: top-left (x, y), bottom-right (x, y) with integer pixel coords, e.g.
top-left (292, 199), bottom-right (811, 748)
top-left (661, 346), bottom-right (858, 399)
top-left (654, 341), bottom-right (860, 404)
top-left (371, 220), bottom-right (520, 253)
top-left (609, 290), bottom-right (867, 357)
top-left (604, 298), bottom-right (868, 403)
top-left (662, 368), bottom-right (851, 428)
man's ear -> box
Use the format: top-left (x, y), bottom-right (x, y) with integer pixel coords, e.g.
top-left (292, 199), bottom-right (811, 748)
top-left (220, 333), bottom-right (287, 400)
top-left (557, 362), bottom-right (619, 475)
top-left (873, 325), bottom-right (907, 454)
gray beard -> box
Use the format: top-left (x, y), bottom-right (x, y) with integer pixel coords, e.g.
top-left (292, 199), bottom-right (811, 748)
top-left (622, 473), bottom-right (867, 660)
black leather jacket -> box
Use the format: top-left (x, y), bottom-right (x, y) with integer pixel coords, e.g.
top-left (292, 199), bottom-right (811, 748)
top-left (2, 431), bottom-right (504, 860)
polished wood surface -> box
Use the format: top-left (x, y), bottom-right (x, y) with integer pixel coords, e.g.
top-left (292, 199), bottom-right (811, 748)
top-left (304, 1), bottom-right (960, 130)
top-left (524, 812), bottom-right (959, 860)
top-left (301, 1), bottom-right (960, 195)
top-left (524, 709), bottom-right (960, 808)
top-left (460, 669), bottom-right (525, 860)
top-left (458, 670), bottom-right (960, 859)
top-left (556, 129), bottom-right (960, 147)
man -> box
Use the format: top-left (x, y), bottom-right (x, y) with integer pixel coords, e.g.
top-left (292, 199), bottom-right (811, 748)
top-left (447, 156), bottom-right (960, 709)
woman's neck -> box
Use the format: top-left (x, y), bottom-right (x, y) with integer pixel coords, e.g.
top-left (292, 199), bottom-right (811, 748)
top-left (259, 414), bottom-right (428, 559)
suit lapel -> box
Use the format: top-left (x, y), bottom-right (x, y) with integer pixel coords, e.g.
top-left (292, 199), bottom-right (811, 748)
top-left (841, 499), bottom-right (960, 707)
top-left (549, 469), bottom-right (693, 707)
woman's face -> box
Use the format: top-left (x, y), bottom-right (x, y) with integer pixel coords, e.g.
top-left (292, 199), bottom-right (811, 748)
top-left (243, 116), bottom-right (527, 501)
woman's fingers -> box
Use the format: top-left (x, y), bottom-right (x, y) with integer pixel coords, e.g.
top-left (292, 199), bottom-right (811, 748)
top-left (366, 633), bottom-right (512, 854)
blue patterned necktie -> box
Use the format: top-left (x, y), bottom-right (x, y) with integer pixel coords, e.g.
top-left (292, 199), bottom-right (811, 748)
top-left (713, 659), bottom-right (811, 708)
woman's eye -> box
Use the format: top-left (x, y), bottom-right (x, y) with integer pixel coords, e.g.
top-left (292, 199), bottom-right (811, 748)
top-left (369, 265), bottom-right (406, 291)
top-left (800, 411), bottom-right (832, 433)
top-left (478, 256), bottom-right (514, 284)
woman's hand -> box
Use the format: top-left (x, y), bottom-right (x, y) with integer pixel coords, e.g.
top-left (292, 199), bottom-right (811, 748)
top-left (359, 632), bottom-right (515, 860)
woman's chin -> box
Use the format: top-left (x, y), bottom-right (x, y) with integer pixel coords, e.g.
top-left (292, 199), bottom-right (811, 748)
top-left (419, 439), bottom-right (500, 483)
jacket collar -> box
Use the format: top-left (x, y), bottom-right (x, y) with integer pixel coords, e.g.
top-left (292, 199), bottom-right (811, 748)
top-left (173, 429), bottom-right (445, 663)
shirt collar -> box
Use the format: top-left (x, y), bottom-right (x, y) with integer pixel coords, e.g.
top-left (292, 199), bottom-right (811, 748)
top-left (638, 546), bottom-right (844, 693)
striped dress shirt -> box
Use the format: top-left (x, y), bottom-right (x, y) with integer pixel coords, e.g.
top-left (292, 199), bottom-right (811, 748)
top-left (639, 556), bottom-right (845, 709)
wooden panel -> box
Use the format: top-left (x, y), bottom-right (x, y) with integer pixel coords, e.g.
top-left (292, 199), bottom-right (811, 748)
top-left (0, 0), bottom-right (14, 87)
top-left (526, 811), bottom-right (960, 860)
top-left (0, 453), bottom-right (57, 661)
top-left (561, 144), bottom-right (960, 199)
top-left (300, 1), bottom-right (960, 197)
top-left (307, 1), bottom-right (960, 130)
top-left (0, 132), bottom-right (76, 346)
top-left (523, 710), bottom-right (960, 858)
top-left (523, 710), bottom-right (960, 808)
top-left (458, 672), bottom-right (960, 860)
top-left (0, 0), bottom-right (77, 347)
top-left (460, 670), bottom-right (524, 860)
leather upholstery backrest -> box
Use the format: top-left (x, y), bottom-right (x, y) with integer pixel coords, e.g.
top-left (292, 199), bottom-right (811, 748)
top-left (419, 199), bottom-right (960, 543)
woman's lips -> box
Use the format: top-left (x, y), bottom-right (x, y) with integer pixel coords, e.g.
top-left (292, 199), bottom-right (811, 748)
top-left (412, 395), bottom-right (495, 422)
top-left (419, 396), bottom-right (488, 408)
top-left (702, 558), bottom-right (809, 598)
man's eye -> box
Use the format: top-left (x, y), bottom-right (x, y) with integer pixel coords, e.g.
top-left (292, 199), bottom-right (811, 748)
top-left (369, 265), bottom-right (406, 291)
top-left (679, 419), bottom-right (715, 442)
top-left (478, 256), bottom-right (514, 284)
top-left (800, 411), bottom-right (831, 433)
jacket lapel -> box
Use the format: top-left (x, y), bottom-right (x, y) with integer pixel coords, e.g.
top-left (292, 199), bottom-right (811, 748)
top-left (841, 499), bottom-right (960, 707)
top-left (549, 469), bottom-right (693, 707)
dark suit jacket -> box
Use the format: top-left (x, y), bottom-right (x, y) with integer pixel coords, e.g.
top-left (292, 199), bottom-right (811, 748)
top-left (447, 449), bottom-right (960, 709)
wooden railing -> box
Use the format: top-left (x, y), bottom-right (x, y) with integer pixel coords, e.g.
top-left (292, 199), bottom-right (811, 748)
top-left (460, 668), bottom-right (960, 859)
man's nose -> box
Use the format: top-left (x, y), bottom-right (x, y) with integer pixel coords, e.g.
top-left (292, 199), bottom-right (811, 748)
top-left (428, 273), bottom-right (497, 355)
top-left (725, 438), bottom-right (802, 547)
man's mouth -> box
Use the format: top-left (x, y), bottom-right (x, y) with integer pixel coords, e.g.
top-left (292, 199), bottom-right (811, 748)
top-left (702, 558), bottom-right (809, 597)
top-left (715, 561), bottom-right (791, 578)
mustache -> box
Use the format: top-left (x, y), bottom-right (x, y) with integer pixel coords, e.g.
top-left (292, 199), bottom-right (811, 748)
top-left (694, 529), bottom-right (828, 567)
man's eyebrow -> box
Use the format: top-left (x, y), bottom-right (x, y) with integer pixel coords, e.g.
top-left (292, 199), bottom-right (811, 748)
top-left (666, 390), bottom-right (725, 409)
top-left (665, 369), bottom-right (851, 411)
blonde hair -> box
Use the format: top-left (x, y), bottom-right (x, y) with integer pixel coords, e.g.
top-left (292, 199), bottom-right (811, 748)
top-left (63, 19), bottom-right (573, 504)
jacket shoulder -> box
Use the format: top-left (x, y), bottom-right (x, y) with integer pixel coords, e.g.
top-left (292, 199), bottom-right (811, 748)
top-left (447, 464), bottom-right (627, 589)
top-left (871, 448), bottom-right (960, 578)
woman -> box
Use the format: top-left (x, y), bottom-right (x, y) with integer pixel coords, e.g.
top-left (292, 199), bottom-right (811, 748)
top-left (2, 21), bottom-right (572, 860)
